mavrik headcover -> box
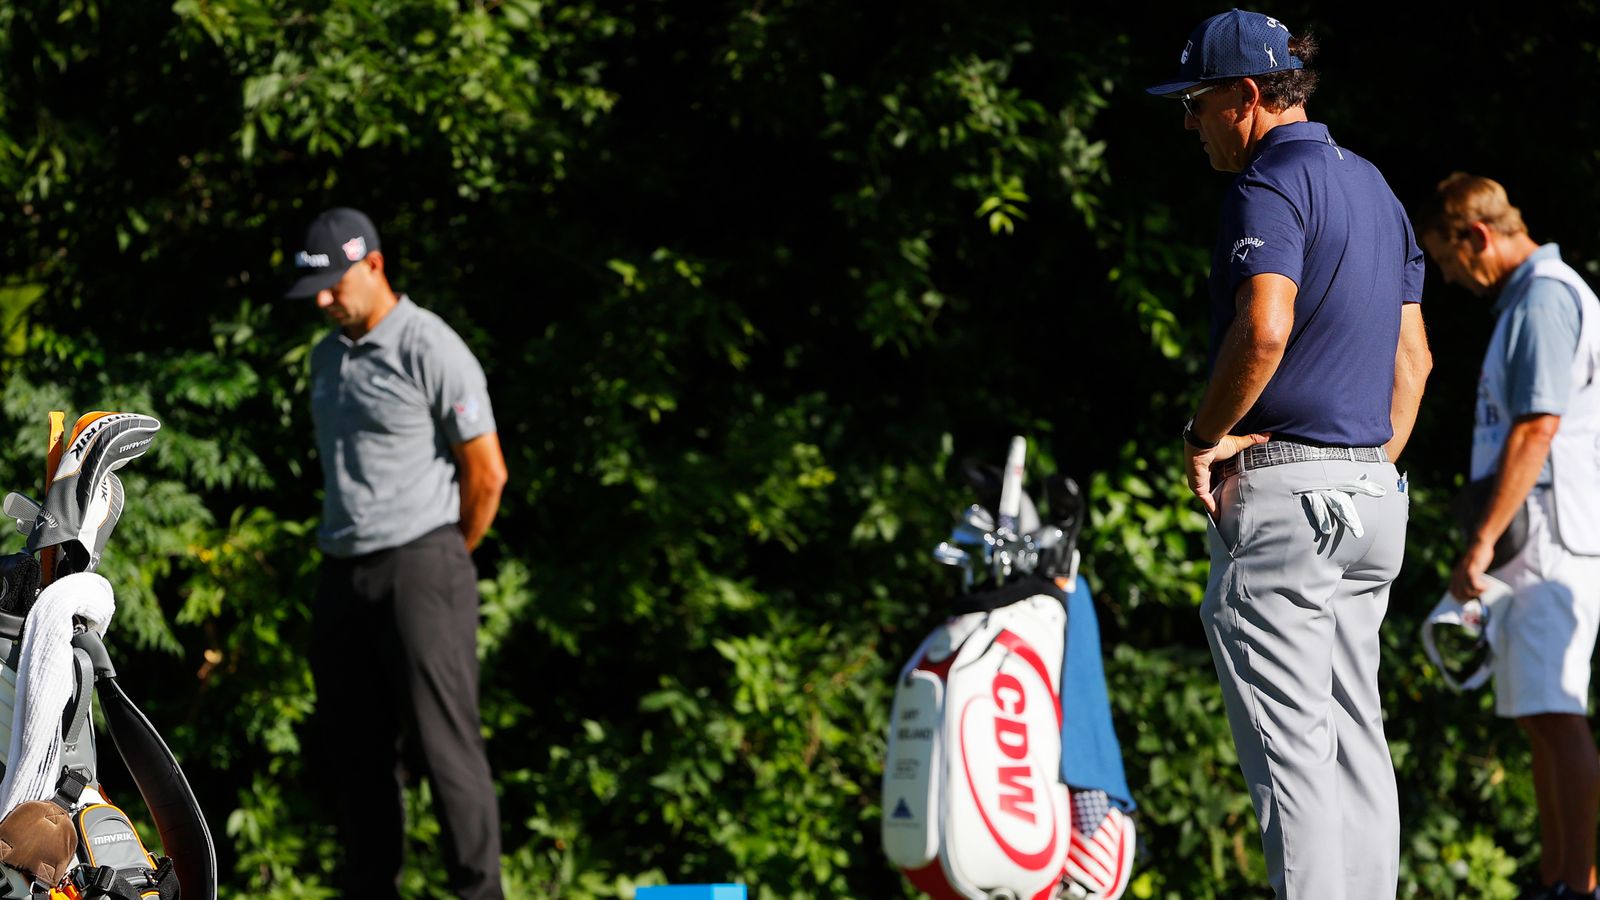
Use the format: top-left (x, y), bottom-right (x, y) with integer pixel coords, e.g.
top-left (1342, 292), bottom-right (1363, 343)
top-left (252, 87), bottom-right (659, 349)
top-left (0, 799), bottom-right (77, 885)
top-left (26, 413), bottom-right (160, 577)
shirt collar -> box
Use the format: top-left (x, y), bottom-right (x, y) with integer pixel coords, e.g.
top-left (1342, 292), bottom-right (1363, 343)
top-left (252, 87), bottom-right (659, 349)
top-left (337, 294), bottom-right (414, 348)
top-left (1250, 120), bottom-right (1335, 164)
top-left (1494, 244), bottom-right (1563, 314)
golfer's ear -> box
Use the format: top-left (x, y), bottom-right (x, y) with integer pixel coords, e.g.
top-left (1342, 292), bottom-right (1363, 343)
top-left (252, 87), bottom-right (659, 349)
top-left (364, 250), bottom-right (386, 275)
top-left (1465, 222), bottom-right (1493, 253)
top-left (1239, 77), bottom-right (1262, 111)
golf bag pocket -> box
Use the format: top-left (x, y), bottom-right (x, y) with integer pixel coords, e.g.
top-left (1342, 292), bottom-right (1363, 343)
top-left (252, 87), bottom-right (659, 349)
top-left (883, 589), bottom-right (1071, 900)
top-left (72, 803), bottom-right (171, 898)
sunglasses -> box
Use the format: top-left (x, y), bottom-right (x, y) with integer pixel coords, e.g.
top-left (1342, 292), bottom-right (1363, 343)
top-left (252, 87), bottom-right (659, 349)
top-left (1179, 83), bottom-right (1220, 118)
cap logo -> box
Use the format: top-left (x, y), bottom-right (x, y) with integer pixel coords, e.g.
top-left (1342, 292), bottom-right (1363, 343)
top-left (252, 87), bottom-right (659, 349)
top-left (1264, 44), bottom-right (1277, 68)
top-left (1180, 40), bottom-right (1192, 64)
top-left (295, 251), bottom-right (331, 269)
top-left (1266, 17), bottom-right (1284, 30)
top-left (342, 236), bottom-right (368, 261)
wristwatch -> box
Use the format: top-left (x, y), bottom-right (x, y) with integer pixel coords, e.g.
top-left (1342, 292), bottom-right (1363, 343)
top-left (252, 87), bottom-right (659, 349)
top-left (1183, 417), bottom-right (1220, 451)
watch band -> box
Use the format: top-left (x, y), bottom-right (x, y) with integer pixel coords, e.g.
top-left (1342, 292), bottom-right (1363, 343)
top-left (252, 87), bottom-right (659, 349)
top-left (1183, 418), bottom-right (1220, 451)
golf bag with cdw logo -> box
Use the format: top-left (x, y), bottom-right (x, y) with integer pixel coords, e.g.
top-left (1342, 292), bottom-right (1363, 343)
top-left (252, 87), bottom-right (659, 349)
top-left (883, 438), bottom-right (1088, 900)
top-left (883, 579), bottom-right (1073, 900)
top-left (0, 412), bottom-right (215, 900)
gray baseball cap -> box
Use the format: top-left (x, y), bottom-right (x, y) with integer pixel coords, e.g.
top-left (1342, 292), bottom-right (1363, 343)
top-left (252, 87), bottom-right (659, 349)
top-left (284, 207), bottom-right (381, 299)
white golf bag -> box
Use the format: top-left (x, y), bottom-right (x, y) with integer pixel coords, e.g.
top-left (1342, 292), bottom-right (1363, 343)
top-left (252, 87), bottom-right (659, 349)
top-left (882, 582), bottom-right (1072, 900)
top-left (886, 438), bottom-right (1136, 900)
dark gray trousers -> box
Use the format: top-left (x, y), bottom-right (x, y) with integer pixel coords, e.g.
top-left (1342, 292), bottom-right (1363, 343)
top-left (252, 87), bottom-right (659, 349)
top-left (1201, 459), bottom-right (1409, 900)
top-left (312, 524), bottom-right (503, 900)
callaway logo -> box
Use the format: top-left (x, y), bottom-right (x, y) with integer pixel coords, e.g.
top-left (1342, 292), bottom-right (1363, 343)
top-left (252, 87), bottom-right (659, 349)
top-left (1232, 236), bottom-right (1265, 261)
top-left (1180, 40), bottom-right (1192, 64)
top-left (296, 251), bottom-right (331, 269)
top-left (91, 831), bottom-right (135, 847)
top-left (118, 436), bottom-right (153, 454)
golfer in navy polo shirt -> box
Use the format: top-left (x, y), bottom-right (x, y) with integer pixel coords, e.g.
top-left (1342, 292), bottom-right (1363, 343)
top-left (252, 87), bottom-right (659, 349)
top-left (1148, 10), bottom-right (1433, 898)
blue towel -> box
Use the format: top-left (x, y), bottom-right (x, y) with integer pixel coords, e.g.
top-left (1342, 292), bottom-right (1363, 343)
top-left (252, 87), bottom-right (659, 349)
top-left (1057, 575), bottom-right (1135, 811)
top-left (635, 886), bottom-right (747, 900)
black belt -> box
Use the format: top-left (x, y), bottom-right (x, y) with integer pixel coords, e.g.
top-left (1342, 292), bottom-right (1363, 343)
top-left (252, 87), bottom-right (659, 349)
top-left (1214, 441), bottom-right (1388, 481)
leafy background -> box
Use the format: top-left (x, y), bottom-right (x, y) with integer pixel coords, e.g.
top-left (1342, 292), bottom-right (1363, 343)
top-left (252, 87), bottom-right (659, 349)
top-left (2, 1), bottom-right (1599, 897)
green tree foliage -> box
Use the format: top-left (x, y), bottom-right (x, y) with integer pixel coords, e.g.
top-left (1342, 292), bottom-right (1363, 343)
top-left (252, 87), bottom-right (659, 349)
top-left (3, 1), bottom-right (1600, 897)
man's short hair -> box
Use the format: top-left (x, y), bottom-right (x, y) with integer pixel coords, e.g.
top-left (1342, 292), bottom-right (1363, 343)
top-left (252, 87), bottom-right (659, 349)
top-left (1419, 173), bottom-right (1529, 241)
top-left (1253, 33), bottom-right (1319, 112)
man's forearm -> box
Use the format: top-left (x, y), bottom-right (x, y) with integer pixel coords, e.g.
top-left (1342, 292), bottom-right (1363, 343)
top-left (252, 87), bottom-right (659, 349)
top-left (458, 481), bottom-right (503, 552)
top-left (1385, 304), bottom-right (1433, 461)
top-left (451, 432), bottom-right (508, 552)
top-left (1193, 316), bottom-right (1288, 440)
top-left (1477, 419), bottom-right (1556, 546)
top-left (1192, 274), bottom-right (1295, 441)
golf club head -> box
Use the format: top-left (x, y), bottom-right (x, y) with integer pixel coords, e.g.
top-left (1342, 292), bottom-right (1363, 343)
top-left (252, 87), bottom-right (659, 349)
top-left (1031, 526), bottom-right (1065, 551)
top-left (3, 492), bottom-right (41, 536)
top-left (961, 458), bottom-right (1041, 535)
top-left (932, 542), bottom-right (976, 590)
top-left (948, 521), bottom-right (990, 548)
top-left (27, 412), bottom-right (161, 577)
top-left (962, 504), bottom-right (995, 533)
top-left (1038, 475), bottom-right (1086, 579)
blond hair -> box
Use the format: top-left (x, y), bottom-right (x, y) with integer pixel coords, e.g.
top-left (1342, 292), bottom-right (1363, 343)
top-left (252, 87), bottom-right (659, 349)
top-left (1420, 172), bottom-right (1528, 240)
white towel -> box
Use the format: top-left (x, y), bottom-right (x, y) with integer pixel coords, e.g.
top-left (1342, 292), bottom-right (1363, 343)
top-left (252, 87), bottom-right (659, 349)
top-left (0, 572), bottom-right (114, 818)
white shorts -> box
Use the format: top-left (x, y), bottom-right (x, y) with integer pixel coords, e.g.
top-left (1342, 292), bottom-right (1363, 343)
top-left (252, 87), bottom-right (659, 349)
top-left (1490, 488), bottom-right (1600, 718)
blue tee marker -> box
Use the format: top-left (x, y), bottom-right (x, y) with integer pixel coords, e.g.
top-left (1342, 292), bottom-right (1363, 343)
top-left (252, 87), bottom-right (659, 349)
top-left (635, 886), bottom-right (747, 900)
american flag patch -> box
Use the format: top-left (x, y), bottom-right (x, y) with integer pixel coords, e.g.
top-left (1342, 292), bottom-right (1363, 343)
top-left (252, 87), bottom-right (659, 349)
top-left (452, 398), bottom-right (480, 422)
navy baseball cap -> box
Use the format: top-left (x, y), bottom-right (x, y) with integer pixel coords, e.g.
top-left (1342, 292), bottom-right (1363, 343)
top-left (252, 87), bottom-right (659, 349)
top-left (1146, 9), bottom-right (1303, 98)
top-left (284, 207), bottom-right (381, 299)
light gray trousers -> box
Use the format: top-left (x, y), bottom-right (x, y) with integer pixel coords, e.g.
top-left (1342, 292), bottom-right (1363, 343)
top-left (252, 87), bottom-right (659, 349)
top-left (1200, 458), bottom-right (1409, 900)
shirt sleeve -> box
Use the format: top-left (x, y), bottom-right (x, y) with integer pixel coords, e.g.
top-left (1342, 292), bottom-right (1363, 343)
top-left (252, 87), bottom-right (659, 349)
top-left (1503, 278), bottom-right (1581, 418)
top-left (1401, 216), bottom-right (1425, 305)
top-left (1219, 177), bottom-right (1304, 296)
top-left (419, 325), bottom-right (498, 445)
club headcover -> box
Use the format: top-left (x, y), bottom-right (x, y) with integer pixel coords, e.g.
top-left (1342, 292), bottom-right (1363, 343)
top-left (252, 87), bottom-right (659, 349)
top-left (1421, 575), bottom-right (1512, 692)
top-left (26, 413), bottom-right (160, 577)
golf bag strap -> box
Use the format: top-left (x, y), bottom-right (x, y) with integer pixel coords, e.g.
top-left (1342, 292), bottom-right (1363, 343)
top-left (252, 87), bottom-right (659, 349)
top-left (98, 674), bottom-right (216, 900)
top-left (69, 861), bottom-right (169, 900)
top-left (52, 767), bottom-right (89, 809)
top-left (951, 576), bottom-right (1068, 617)
top-left (61, 647), bottom-right (94, 748)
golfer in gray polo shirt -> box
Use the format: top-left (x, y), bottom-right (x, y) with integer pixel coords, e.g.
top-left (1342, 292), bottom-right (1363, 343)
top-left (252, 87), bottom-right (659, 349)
top-left (286, 207), bottom-right (508, 900)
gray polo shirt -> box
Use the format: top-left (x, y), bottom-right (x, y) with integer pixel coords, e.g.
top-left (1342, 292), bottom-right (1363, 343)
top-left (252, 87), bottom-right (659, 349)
top-left (310, 295), bottom-right (497, 557)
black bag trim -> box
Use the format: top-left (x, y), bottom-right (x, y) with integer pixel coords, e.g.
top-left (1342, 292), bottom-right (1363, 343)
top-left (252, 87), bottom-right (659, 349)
top-left (951, 576), bottom-right (1069, 617)
top-left (1451, 476), bottom-right (1531, 571)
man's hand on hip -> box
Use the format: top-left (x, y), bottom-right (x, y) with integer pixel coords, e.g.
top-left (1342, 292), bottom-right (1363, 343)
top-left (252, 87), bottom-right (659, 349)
top-left (1185, 433), bottom-right (1271, 515)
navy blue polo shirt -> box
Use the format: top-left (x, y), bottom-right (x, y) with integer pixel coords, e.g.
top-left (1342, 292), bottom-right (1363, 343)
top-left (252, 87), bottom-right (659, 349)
top-left (1208, 121), bottom-right (1424, 447)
